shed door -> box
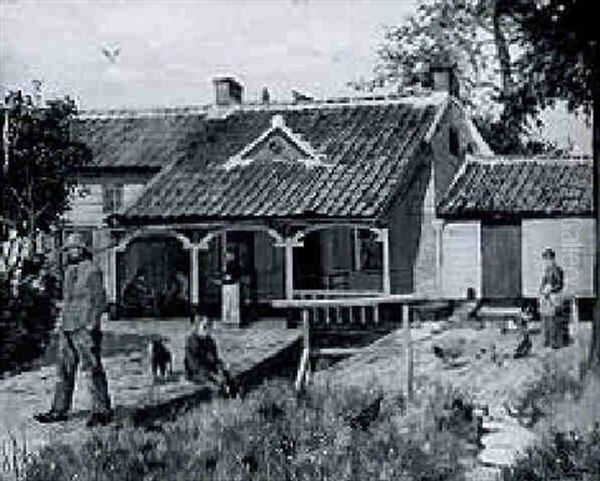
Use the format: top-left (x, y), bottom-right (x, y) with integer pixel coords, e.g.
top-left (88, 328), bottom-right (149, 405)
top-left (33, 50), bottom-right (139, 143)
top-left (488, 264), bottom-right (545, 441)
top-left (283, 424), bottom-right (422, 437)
top-left (481, 222), bottom-right (522, 299)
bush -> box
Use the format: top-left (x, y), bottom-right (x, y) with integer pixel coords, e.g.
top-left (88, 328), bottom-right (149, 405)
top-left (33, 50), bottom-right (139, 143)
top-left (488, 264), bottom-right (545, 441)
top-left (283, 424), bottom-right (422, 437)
top-left (23, 380), bottom-right (478, 481)
top-left (0, 268), bottom-right (58, 375)
top-left (504, 426), bottom-right (600, 481)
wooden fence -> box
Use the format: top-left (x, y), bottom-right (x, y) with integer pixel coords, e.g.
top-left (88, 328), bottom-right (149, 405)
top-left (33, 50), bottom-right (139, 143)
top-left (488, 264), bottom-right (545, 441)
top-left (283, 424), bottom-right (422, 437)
top-left (272, 294), bottom-right (431, 396)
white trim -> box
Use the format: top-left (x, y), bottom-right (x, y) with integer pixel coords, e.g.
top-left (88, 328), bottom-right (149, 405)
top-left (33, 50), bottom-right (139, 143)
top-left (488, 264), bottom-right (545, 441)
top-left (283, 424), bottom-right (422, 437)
top-left (463, 116), bottom-right (494, 156)
top-left (379, 228), bottom-right (391, 295)
top-left (465, 155), bottom-right (592, 165)
top-left (197, 224), bottom-right (285, 250)
top-left (190, 246), bottom-right (200, 305)
top-left (423, 95), bottom-right (451, 143)
top-left (284, 242), bottom-right (295, 300)
top-left (353, 228), bottom-right (361, 272)
top-left (222, 114), bottom-right (326, 171)
top-left (476, 221), bottom-right (482, 299)
top-left (108, 248), bottom-right (117, 303)
top-left (115, 228), bottom-right (193, 252)
top-left (291, 223), bottom-right (379, 245)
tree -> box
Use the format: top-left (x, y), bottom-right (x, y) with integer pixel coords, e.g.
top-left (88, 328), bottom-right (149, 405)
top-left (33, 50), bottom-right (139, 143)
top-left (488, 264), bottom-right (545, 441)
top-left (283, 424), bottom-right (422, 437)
top-left (1, 91), bottom-right (91, 241)
top-left (0, 90), bottom-right (90, 372)
top-left (362, 0), bottom-right (564, 154)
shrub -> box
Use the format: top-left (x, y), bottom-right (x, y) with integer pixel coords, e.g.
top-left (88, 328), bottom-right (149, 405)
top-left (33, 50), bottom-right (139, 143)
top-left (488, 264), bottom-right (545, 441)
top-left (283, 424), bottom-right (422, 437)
top-left (0, 268), bottom-right (58, 375)
top-left (504, 426), bottom-right (600, 481)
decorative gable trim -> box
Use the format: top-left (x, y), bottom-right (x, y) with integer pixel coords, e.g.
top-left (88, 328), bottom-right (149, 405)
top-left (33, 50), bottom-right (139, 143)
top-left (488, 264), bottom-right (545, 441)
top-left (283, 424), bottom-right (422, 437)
top-left (222, 114), bottom-right (327, 171)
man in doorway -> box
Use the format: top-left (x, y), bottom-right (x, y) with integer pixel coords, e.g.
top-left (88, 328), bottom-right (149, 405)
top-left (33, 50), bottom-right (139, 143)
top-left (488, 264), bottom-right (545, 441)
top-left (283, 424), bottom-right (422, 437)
top-left (222, 248), bottom-right (242, 325)
top-left (34, 233), bottom-right (112, 427)
top-left (539, 248), bottom-right (566, 349)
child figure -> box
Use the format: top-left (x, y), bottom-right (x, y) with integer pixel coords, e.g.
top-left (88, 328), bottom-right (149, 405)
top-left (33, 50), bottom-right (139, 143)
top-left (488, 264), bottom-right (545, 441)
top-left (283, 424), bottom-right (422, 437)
top-left (184, 316), bottom-right (237, 397)
top-left (513, 307), bottom-right (533, 359)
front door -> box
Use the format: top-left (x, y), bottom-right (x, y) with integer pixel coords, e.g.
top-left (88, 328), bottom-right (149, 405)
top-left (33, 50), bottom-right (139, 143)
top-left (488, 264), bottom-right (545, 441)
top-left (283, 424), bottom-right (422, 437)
top-left (226, 231), bottom-right (257, 305)
top-left (481, 222), bottom-right (522, 299)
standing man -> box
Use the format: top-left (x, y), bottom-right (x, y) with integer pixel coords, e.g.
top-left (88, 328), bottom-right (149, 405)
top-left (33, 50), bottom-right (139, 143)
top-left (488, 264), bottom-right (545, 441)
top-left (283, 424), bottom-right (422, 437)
top-left (34, 233), bottom-right (112, 427)
top-left (539, 248), bottom-right (566, 349)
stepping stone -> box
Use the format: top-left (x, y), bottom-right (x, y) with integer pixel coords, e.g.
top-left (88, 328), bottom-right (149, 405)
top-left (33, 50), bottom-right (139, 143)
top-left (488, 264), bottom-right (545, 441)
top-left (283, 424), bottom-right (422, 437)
top-left (479, 447), bottom-right (519, 467)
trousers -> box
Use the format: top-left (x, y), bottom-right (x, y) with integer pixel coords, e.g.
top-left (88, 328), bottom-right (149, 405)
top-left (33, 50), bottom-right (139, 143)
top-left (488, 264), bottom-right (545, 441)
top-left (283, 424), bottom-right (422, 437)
top-left (51, 329), bottom-right (111, 415)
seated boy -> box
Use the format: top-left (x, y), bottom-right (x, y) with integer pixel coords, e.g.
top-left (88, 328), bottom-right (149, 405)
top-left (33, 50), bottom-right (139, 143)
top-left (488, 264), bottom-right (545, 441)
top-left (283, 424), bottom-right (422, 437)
top-left (184, 316), bottom-right (236, 397)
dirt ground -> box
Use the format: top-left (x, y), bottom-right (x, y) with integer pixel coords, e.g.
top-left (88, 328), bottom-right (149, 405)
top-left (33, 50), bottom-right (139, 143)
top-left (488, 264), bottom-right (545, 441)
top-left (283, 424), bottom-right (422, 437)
top-left (315, 318), bottom-right (592, 475)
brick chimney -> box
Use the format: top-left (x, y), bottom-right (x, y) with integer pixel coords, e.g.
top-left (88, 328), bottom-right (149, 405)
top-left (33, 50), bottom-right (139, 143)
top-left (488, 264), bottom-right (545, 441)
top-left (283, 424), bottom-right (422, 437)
top-left (429, 55), bottom-right (459, 97)
top-left (213, 77), bottom-right (243, 106)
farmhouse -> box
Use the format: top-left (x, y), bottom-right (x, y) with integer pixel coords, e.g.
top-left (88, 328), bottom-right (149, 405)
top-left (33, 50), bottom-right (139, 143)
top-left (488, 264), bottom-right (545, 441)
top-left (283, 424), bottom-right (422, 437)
top-left (437, 156), bottom-right (595, 310)
top-left (64, 74), bottom-right (492, 320)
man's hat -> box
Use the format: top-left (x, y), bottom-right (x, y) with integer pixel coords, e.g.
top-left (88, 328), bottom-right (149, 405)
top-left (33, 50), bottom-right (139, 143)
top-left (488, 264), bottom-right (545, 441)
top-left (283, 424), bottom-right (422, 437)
top-left (541, 247), bottom-right (556, 260)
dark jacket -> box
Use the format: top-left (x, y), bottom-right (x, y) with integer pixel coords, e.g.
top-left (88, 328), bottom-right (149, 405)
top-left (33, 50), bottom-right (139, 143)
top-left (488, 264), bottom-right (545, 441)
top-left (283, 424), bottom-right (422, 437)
top-left (184, 332), bottom-right (225, 384)
top-left (62, 260), bottom-right (106, 331)
top-left (540, 264), bottom-right (564, 294)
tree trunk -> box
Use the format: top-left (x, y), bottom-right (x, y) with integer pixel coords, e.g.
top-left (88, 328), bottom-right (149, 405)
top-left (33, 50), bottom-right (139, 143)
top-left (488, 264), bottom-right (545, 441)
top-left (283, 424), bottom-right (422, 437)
top-left (590, 58), bottom-right (600, 371)
top-left (492, 0), bottom-right (513, 101)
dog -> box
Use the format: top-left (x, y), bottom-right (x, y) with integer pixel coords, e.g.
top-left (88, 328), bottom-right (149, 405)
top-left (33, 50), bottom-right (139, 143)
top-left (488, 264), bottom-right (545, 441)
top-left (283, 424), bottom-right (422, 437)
top-left (148, 339), bottom-right (173, 381)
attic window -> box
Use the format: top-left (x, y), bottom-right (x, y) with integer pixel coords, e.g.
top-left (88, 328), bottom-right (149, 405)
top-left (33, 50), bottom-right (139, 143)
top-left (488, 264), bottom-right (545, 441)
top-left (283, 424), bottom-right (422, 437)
top-left (449, 127), bottom-right (460, 157)
top-left (102, 184), bottom-right (124, 214)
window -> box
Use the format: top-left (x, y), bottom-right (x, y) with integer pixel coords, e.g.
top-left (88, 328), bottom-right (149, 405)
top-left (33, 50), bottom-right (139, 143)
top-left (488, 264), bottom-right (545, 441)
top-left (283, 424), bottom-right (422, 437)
top-left (102, 184), bottom-right (124, 214)
top-left (449, 127), bottom-right (460, 156)
top-left (63, 229), bottom-right (93, 249)
top-left (351, 229), bottom-right (382, 271)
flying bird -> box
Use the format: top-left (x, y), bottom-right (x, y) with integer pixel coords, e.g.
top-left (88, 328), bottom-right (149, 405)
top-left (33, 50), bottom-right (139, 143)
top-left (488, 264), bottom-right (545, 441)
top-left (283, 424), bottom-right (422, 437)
top-left (101, 45), bottom-right (121, 64)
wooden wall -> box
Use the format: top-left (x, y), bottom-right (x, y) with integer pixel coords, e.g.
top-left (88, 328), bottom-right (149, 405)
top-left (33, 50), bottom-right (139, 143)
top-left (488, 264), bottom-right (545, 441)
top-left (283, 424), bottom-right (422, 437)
top-left (388, 162), bottom-right (431, 294)
top-left (63, 177), bottom-right (149, 227)
top-left (441, 221), bottom-right (481, 298)
top-left (440, 218), bottom-right (595, 299)
top-left (386, 100), bottom-right (485, 296)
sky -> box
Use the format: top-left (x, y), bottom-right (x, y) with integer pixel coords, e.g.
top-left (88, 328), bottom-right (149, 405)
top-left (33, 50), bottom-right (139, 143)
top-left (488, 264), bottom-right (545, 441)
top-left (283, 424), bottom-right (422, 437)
top-left (0, 0), bottom-right (591, 153)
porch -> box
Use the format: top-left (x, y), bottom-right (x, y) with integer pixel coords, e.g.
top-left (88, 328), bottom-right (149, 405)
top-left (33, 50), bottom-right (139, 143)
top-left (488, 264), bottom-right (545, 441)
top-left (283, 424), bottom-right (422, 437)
top-left (105, 221), bottom-right (392, 321)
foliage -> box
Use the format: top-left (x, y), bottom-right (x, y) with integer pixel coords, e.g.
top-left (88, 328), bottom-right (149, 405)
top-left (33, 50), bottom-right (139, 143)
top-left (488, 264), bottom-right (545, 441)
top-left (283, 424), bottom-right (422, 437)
top-left (504, 427), bottom-right (600, 481)
top-left (1, 91), bottom-right (91, 238)
top-left (0, 255), bottom-right (59, 375)
top-left (22, 380), bottom-right (479, 481)
top-left (511, 0), bottom-right (597, 117)
top-left (503, 356), bottom-right (600, 480)
top-left (364, 0), bottom-right (596, 155)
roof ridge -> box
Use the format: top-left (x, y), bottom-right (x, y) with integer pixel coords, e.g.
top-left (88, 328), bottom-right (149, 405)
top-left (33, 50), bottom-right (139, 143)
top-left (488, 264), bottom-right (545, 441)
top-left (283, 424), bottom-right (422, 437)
top-left (467, 155), bottom-right (592, 165)
top-left (78, 105), bottom-right (212, 119)
top-left (77, 92), bottom-right (448, 119)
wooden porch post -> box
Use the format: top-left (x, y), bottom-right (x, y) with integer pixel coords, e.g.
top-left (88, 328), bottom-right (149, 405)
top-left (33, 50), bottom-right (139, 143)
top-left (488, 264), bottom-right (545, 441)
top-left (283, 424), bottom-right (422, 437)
top-left (107, 246), bottom-right (118, 319)
top-left (432, 219), bottom-right (445, 295)
top-left (380, 228), bottom-right (391, 295)
top-left (403, 303), bottom-right (414, 401)
top-left (190, 245), bottom-right (200, 318)
top-left (285, 241), bottom-right (295, 300)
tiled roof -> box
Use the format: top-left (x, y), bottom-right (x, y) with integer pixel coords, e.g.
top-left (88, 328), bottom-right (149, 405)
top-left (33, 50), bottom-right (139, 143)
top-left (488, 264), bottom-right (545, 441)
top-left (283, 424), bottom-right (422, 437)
top-left (437, 157), bottom-right (593, 218)
top-left (115, 96), bottom-right (446, 223)
top-left (72, 108), bottom-right (208, 170)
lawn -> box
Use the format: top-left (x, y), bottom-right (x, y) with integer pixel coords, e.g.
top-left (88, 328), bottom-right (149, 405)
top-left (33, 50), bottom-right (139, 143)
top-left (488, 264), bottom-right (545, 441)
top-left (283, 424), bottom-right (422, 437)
top-left (6, 318), bottom-right (600, 481)
top-left (20, 379), bottom-right (480, 481)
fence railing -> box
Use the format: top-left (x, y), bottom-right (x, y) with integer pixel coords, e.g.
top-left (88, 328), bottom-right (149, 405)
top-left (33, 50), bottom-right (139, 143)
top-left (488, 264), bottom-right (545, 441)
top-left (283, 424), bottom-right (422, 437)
top-left (272, 294), bottom-right (431, 394)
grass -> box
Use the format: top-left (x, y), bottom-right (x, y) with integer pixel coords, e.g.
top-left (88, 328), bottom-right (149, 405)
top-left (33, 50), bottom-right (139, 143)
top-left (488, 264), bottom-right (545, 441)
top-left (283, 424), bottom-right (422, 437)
top-left (18, 379), bottom-right (480, 481)
top-left (503, 367), bottom-right (600, 481)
